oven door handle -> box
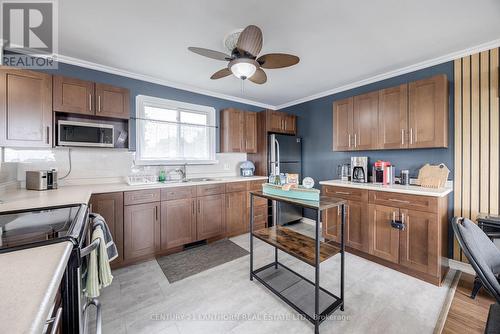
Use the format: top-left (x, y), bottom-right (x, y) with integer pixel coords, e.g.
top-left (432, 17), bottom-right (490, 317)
top-left (83, 298), bottom-right (102, 334)
top-left (80, 237), bottom-right (100, 258)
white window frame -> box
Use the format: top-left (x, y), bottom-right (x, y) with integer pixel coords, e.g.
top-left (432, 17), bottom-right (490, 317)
top-left (135, 95), bottom-right (217, 165)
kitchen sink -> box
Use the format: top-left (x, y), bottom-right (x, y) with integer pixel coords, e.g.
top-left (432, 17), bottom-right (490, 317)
top-left (183, 177), bottom-right (222, 182)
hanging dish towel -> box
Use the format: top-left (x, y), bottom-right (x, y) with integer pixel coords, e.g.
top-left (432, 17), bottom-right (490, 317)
top-left (86, 226), bottom-right (113, 298)
top-left (91, 213), bottom-right (118, 262)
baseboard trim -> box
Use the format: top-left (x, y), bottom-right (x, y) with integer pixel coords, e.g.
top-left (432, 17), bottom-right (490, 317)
top-left (433, 270), bottom-right (462, 334)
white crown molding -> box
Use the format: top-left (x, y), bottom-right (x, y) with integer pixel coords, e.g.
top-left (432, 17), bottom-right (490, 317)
top-left (275, 38), bottom-right (500, 110)
top-left (54, 54), bottom-right (275, 110)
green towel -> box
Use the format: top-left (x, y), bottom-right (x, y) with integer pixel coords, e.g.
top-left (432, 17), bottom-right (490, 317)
top-left (86, 226), bottom-right (113, 298)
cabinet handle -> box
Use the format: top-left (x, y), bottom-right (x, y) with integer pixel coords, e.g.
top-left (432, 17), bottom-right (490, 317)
top-left (192, 201), bottom-right (195, 215)
top-left (401, 212), bottom-right (405, 223)
top-left (46, 126), bottom-right (50, 144)
top-left (348, 134), bottom-right (351, 148)
top-left (354, 133), bottom-right (357, 148)
top-left (410, 128), bottom-right (413, 145)
top-left (226, 196), bottom-right (229, 209)
top-left (98, 95), bottom-right (101, 112)
top-left (401, 129), bottom-right (404, 145)
top-left (155, 206), bottom-right (158, 220)
top-left (392, 211), bottom-right (396, 222)
top-left (389, 198), bottom-right (410, 204)
top-left (89, 94), bottom-right (92, 111)
top-left (198, 200), bottom-right (200, 213)
top-left (335, 191), bottom-right (351, 195)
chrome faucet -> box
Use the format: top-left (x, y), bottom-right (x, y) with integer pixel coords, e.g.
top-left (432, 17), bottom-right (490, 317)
top-left (174, 164), bottom-right (187, 182)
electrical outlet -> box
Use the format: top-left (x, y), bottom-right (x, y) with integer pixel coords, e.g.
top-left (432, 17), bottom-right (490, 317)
top-left (223, 163), bottom-right (231, 170)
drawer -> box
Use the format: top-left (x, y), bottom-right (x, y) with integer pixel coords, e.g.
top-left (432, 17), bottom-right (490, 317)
top-left (124, 189), bottom-right (161, 205)
top-left (322, 186), bottom-right (368, 202)
top-left (248, 179), bottom-right (265, 191)
top-left (197, 183), bottom-right (226, 197)
top-left (226, 182), bottom-right (248, 193)
top-left (161, 186), bottom-right (196, 201)
top-left (247, 192), bottom-right (268, 208)
top-left (368, 190), bottom-right (438, 213)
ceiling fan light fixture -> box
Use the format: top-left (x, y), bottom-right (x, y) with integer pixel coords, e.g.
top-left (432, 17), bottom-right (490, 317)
top-left (229, 58), bottom-right (258, 80)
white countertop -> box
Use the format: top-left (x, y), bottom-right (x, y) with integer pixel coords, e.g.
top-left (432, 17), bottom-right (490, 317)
top-left (0, 176), bottom-right (268, 213)
top-left (0, 242), bottom-right (73, 334)
top-left (319, 179), bottom-right (453, 197)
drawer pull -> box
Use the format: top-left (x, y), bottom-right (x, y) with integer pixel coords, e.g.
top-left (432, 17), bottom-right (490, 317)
top-left (388, 198), bottom-right (410, 204)
top-left (335, 191), bottom-right (351, 195)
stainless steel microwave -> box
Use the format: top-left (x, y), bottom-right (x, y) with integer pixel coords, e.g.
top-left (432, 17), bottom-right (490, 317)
top-left (58, 120), bottom-right (114, 147)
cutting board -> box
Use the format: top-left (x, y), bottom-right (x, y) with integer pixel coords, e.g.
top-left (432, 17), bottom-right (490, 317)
top-left (418, 163), bottom-right (450, 188)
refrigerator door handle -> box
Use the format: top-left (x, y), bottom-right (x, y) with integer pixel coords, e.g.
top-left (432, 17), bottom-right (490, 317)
top-left (275, 138), bottom-right (280, 175)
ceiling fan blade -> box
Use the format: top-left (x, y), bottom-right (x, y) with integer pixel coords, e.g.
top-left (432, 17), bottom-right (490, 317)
top-left (188, 47), bottom-right (231, 61)
top-left (236, 25), bottom-right (263, 56)
top-left (257, 53), bottom-right (300, 69)
top-left (248, 68), bottom-right (267, 84)
top-left (210, 68), bottom-right (232, 80)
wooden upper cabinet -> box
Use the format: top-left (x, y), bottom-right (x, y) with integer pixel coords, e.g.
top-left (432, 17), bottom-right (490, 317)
top-left (332, 97), bottom-right (353, 151)
top-left (95, 83), bottom-right (130, 119)
top-left (53, 76), bottom-right (94, 115)
top-left (408, 74), bottom-right (448, 148)
top-left (353, 91), bottom-right (378, 150)
top-left (220, 109), bottom-right (257, 153)
top-left (369, 204), bottom-right (399, 263)
top-left (399, 209), bottom-right (439, 276)
top-left (378, 84), bottom-right (408, 149)
top-left (123, 202), bottom-right (160, 261)
top-left (90, 192), bottom-right (124, 265)
top-left (196, 194), bottom-right (226, 240)
top-left (160, 198), bottom-right (196, 250)
top-left (266, 110), bottom-right (297, 135)
top-left (53, 75), bottom-right (130, 119)
top-left (244, 111), bottom-right (257, 153)
top-left (0, 68), bottom-right (52, 147)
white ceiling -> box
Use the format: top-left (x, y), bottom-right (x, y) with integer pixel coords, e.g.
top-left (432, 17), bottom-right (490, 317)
top-left (58, 0), bottom-right (500, 108)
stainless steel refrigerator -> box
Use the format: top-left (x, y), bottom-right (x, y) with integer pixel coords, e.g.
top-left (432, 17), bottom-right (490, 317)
top-left (268, 134), bottom-right (303, 225)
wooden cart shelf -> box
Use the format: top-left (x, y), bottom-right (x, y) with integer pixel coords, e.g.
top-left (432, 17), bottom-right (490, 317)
top-left (253, 226), bottom-right (340, 266)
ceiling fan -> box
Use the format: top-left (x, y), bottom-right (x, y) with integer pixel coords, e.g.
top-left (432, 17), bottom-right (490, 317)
top-left (188, 25), bottom-right (299, 84)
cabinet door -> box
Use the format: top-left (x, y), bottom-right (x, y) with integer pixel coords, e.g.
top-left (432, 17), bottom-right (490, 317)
top-left (220, 108), bottom-right (244, 152)
top-left (369, 204), bottom-right (399, 263)
top-left (53, 75), bottom-right (94, 115)
top-left (322, 206), bottom-right (341, 243)
top-left (346, 200), bottom-right (369, 252)
top-left (408, 74), bottom-right (448, 148)
top-left (244, 111), bottom-right (257, 153)
top-left (226, 191), bottom-right (247, 236)
top-left (0, 69), bottom-right (52, 147)
top-left (160, 198), bottom-right (196, 250)
top-left (90, 192), bottom-right (124, 265)
top-left (399, 209), bottom-right (439, 276)
top-left (196, 194), bottom-right (226, 240)
top-left (284, 114), bottom-right (296, 135)
top-left (124, 202), bottom-right (160, 261)
top-left (353, 91), bottom-right (378, 150)
top-left (95, 83), bottom-right (130, 119)
top-left (268, 111), bottom-right (284, 133)
top-left (378, 84), bottom-right (408, 149)
top-left (332, 98), bottom-right (353, 151)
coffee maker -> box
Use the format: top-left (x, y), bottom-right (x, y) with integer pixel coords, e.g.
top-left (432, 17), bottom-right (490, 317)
top-left (351, 157), bottom-right (368, 183)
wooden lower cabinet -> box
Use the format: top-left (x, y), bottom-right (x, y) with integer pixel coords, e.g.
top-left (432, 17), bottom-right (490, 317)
top-left (124, 202), bottom-right (160, 261)
top-left (345, 200), bottom-right (369, 252)
top-left (160, 198), bottom-right (196, 250)
top-left (322, 206), bottom-right (341, 243)
top-left (196, 194), bottom-right (226, 240)
top-left (226, 191), bottom-right (247, 237)
top-left (89, 192), bottom-right (124, 266)
top-left (369, 204), bottom-right (400, 264)
top-left (399, 209), bottom-right (439, 277)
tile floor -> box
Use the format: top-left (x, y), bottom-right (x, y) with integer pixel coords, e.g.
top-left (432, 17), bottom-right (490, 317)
top-left (90, 222), bottom-right (454, 334)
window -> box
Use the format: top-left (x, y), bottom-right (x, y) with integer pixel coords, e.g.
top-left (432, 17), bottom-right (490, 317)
top-left (135, 95), bottom-right (216, 165)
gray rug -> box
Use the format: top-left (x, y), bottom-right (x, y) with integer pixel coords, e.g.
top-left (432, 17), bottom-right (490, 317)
top-left (156, 239), bottom-right (249, 283)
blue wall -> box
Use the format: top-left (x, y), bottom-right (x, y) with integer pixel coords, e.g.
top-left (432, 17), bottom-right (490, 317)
top-left (44, 62), bottom-right (262, 151)
top-left (281, 61), bottom-right (455, 255)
